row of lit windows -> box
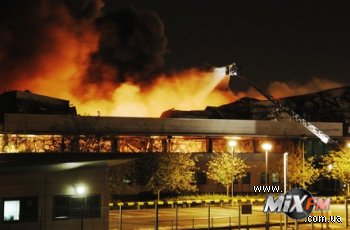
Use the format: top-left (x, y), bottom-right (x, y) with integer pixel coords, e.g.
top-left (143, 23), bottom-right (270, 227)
top-left (0, 134), bottom-right (332, 155)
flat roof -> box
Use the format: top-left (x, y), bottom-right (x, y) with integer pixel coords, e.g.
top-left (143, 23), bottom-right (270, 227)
top-left (1, 113), bottom-right (343, 138)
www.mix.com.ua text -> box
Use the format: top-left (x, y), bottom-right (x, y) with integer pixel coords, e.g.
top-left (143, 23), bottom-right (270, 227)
top-left (253, 186), bottom-right (282, 193)
top-left (304, 215), bottom-right (342, 223)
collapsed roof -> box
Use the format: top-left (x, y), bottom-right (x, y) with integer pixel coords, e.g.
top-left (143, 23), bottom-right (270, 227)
top-left (0, 90), bottom-right (77, 120)
top-left (161, 86), bottom-right (350, 124)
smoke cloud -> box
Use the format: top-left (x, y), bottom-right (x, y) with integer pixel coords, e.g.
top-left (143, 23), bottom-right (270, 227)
top-left (0, 0), bottom-right (100, 91)
top-left (87, 7), bottom-right (167, 88)
top-left (0, 0), bottom-right (167, 100)
top-left (0, 0), bottom-right (345, 117)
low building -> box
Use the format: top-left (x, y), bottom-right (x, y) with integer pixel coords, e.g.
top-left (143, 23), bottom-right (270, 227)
top-left (0, 88), bottom-right (348, 229)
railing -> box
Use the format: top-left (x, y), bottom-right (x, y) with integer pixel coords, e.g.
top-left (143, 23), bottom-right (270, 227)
top-left (109, 201), bottom-right (347, 230)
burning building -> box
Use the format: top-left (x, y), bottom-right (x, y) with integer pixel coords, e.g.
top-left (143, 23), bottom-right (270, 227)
top-left (0, 87), bottom-right (348, 229)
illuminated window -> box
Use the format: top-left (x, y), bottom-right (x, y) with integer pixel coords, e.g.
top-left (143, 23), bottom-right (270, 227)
top-left (3, 200), bottom-right (19, 221)
top-left (169, 137), bottom-right (207, 153)
top-left (3, 197), bottom-right (38, 222)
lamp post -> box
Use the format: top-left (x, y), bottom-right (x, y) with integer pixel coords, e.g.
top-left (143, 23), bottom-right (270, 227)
top-left (300, 135), bottom-right (307, 189)
top-left (75, 185), bottom-right (86, 230)
top-left (283, 152), bottom-right (288, 229)
top-left (262, 143), bottom-right (272, 186)
top-left (228, 140), bottom-right (237, 200)
top-left (262, 142), bottom-right (272, 230)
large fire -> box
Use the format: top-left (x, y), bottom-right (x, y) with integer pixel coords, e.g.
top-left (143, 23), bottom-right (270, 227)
top-left (16, 66), bottom-right (343, 117)
top-left (0, 0), bottom-right (344, 117)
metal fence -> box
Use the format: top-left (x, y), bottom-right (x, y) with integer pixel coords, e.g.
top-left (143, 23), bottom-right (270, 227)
top-left (109, 201), bottom-right (347, 230)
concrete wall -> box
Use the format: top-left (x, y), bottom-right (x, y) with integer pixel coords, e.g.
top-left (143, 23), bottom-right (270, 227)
top-left (0, 166), bottom-right (109, 230)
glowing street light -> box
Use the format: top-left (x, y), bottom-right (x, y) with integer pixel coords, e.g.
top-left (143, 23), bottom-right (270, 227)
top-left (76, 185), bottom-right (86, 196)
top-left (328, 164), bottom-right (334, 171)
top-left (262, 142), bottom-right (272, 228)
top-left (347, 142), bottom-right (350, 149)
top-left (228, 140), bottom-right (237, 148)
top-left (262, 143), bottom-right (272, 185)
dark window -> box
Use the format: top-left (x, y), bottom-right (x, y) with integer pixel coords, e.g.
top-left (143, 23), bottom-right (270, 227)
top-left (3, 197), bottom-right (38, 222)
top-left (305, 139), bottom-right (329, 157)
top-left (260, 172), bottom-right (269, 184)
top-left (70, 197), bottom-right (84, 218)
top-left (242, 173), bottom-right (251, 184)
top-left (313, 140), bottom-right (324, 155)
top-left (86, 196), bottom-right (101, 217)
top-left (53, 196), bottom-right (70, 219)
top-left (196, 172), bottom-right (207, 185)
top-left (53, 195), bottom-right (100, 220)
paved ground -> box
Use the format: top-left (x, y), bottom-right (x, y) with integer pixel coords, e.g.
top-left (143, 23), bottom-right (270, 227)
top-left (109, 204), bottom-right (347, 230)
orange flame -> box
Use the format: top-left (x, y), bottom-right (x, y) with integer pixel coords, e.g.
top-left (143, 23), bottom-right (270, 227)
top-left (2, 1), bottom-right (345, 118)
top-left (9, 20), bottom-right (343, 117)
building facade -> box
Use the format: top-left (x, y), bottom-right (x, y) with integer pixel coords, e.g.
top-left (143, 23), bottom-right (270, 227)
top-left (0, 89), bottom-right (348, 229)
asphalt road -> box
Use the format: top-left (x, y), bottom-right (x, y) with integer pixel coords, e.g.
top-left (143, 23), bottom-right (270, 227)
top-left (109, 204), bottom-right (347, 230)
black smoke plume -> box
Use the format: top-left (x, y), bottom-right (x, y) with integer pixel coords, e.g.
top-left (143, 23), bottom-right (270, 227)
top-left (88, 6), bottom-right (167, 86)
top-left (0, 0), bottom-right (167, 98)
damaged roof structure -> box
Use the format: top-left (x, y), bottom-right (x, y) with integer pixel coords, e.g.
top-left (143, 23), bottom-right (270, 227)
top-left (161, 86), bottom-right (350, 126)
top-left (0, 90), bottom-right (77, 118)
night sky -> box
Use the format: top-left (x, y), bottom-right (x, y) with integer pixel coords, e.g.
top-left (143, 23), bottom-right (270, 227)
top-left (106, 0), bottom-right (350, 90)
top-left (1, 0), bottom-right (350, 114)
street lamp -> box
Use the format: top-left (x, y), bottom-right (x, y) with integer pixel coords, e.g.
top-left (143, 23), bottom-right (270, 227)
top-left (228, 140), bottom-right (237, 200)
top-left (328, 164), bottom-right (333, 171)
top-left (75, 185), bottom-right (87, 230)
top-left (76, 185), bottom-right (86, 196)
top-left (262, 143), bottom-right (272, 185)
top-left (347, 142), bottom-right (350, 149)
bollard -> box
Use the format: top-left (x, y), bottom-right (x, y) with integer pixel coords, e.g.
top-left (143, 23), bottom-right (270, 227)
top-left (321, 210), bottom-right (323, 230)
top-left (229, 216), bottom-right (231, 228)
top-left (192, 219), bottom-right (195, 230)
